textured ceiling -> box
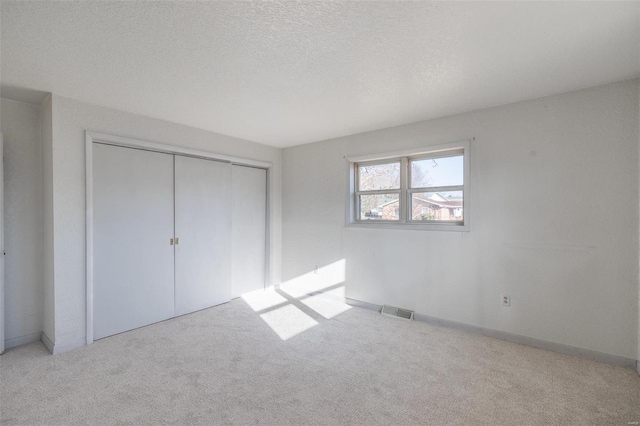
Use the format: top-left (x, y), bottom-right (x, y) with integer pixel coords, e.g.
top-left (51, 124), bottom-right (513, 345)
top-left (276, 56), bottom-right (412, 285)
top-left (2, 1), bottom-right (639, 147)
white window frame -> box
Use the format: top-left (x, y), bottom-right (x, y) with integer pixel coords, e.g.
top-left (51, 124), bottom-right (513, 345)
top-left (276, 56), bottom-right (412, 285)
top-left (346, 140), bottom-right (470, 232)
top-left (354, 157), bottom-right (404, 223)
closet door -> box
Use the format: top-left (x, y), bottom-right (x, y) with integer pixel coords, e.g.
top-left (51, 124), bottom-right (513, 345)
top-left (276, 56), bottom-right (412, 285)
top-left (231, 165), bottom-right (267, 298)
top-left (93, 144), bottom-right (175, 340)
top-left (174, 156), bottom-right (232, 316)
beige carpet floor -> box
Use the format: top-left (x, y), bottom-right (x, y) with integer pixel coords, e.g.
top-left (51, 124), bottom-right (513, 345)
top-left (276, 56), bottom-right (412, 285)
top-left (1, 288), bottom-right (639, 425)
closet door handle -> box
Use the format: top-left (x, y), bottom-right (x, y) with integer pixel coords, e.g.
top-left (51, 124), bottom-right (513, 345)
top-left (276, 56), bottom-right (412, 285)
top-left (175, 238), bottom-right (180, 245)
top-left (170, 238), bottom-right (174, 245)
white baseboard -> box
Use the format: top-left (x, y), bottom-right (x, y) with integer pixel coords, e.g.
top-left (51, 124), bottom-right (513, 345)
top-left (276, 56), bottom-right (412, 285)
top-left (40, 332), bottom-right (85, 355)
top-left (52, 338), bottom-right (86, 354)
top-left (4, 332), bottom-right (42, 350)
top-left (346, 297), bottom-right (637, 370)
top-left (346, 298), bottom-right (381, 312)
top-left (41, 331), bottom-right (54, 353)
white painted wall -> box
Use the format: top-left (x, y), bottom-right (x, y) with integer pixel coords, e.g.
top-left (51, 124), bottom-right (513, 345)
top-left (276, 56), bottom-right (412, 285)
top-left (282, 78), bottom-right (640, 359)
top-left (0, 5), bottom-right (3, 353)
top-left (46, 95), bottom-right (282, 350)
top-left (1, 98), bottom-right (44, 347)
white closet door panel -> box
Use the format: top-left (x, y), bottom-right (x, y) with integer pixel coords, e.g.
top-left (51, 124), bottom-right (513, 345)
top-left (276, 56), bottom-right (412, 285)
top-left (174, 156), bottom-right (231, 316)
top-left (231, 165), bottom-right (267, 298)
top-left (93, 144), bottom-right (175, 340)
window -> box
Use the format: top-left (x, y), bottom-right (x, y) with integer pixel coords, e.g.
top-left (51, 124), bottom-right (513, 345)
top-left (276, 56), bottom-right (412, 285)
top-left (348, 140), bottom-right (470, 231)
top-left (357, 161), bottom-right (401, 221)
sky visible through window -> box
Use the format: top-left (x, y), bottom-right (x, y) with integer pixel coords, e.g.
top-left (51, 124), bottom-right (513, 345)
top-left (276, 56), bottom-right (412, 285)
top-left (411, 155), bottom-right (463, 188)
top-left (358, 154), bottom-right (464, 222)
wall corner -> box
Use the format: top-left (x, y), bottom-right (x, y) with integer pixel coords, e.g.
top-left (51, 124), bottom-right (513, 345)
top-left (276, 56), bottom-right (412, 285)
top-left (41, 94), bottom-right (56, 344)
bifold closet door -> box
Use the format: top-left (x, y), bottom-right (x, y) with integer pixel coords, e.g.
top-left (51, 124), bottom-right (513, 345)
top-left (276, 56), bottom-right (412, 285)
top-left (231, 165), bottom-right (267, 298)
top-left (174, 156), bottom-right (232, 316)
top-left (93, 144), bottom-right (175, 340)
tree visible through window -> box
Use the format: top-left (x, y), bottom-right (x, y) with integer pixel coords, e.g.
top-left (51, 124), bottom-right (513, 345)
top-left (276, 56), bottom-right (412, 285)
top-left (409, 154), bottom-right (463, 222)
top-left (357, 161), bottom-right (401, 220)
top-left (353, 145), bottom-right (467, 228)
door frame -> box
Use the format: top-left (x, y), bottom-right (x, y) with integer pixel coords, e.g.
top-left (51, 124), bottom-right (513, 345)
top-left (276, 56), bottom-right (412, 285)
top-left (85, 131), bottom-right (271, 345)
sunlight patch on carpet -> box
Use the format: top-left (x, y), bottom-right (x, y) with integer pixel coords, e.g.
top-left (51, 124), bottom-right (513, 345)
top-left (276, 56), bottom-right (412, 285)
top-left (300, 286), bottom-right (351, 319)
top-left (259, 304), bottom-right (319, 340)
top-left (241, 288), bottom-right (288, 312)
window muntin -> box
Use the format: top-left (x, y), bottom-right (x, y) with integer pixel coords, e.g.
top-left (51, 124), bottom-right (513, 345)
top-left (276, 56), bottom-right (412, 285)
top-left (352, 145), bottom-right (467, 228)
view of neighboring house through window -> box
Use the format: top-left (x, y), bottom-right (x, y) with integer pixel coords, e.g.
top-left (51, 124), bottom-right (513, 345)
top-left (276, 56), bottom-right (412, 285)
top-left (357, 161), bottom-right (401, 220)
top-left (352, 143), bottom-right (468, 229)
top-left (409, 154), bottom-right (463, 222)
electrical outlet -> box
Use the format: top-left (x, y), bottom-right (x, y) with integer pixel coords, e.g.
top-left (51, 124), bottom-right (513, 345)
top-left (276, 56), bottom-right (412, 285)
top-left (314, 265), bottom-right (319, 274)
top-left (501, 294), bottom-right (511, 306)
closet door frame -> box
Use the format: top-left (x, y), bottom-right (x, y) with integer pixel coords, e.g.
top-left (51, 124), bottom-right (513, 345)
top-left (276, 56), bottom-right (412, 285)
top-left (85, 131), bottom-right (271, 345)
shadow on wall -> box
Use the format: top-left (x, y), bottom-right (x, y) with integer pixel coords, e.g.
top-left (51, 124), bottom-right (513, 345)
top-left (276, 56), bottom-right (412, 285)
top-left (241, 259), bottom-right (349, 341)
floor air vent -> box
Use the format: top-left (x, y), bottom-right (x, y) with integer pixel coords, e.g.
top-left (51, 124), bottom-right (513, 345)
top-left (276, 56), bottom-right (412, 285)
top-left (381, 305), bottom-right (414, 321)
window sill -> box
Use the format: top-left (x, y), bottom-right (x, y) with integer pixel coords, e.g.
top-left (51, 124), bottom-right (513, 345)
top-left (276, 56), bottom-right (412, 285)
top-left (347, 221), bottom-right (470, 232)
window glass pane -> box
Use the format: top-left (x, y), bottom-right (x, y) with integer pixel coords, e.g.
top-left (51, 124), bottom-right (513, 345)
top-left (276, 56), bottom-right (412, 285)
top-left (411, 155), bottom-right (463, 188)
top-left (358, 162), bottom-right (400, 191)
top-left (410, 191), bottom-right (463, 222)
top-left (359, 194), bottom-right (400, 221)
